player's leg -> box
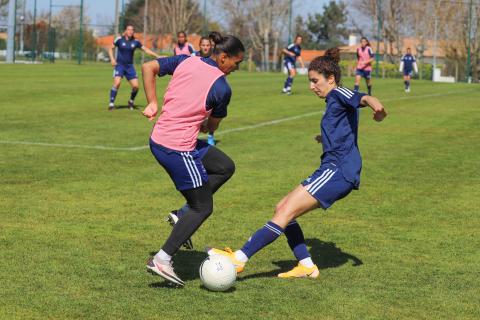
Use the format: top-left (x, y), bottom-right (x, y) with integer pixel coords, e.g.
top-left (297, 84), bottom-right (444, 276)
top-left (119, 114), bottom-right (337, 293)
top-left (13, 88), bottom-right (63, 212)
top-left (366, 74), bottom-right (372, 95)
top-left (126, 67), bottom-right (139, 109)
top-left (207, 185), bottom-right (317, 273)
top-left (208, 164), bottom-right (354, 278)
top-left (147, 141), bottom-right (213, 285)
top-left (148, 184), bottom-right (213, 286)
top-left (354, 71), bottom-right (361, 92)
top-left (109, 75), bottom-right (122, 110)
top-left (168, 144), bottom-right (235, 249)
top-left (404, 74), bottom-right (411, 92)
top-left (283, 62), bottom-right (295, 94)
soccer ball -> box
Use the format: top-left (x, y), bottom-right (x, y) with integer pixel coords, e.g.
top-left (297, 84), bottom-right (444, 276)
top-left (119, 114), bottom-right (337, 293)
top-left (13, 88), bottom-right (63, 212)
top-left (199, 255), bottom-right (237, 292)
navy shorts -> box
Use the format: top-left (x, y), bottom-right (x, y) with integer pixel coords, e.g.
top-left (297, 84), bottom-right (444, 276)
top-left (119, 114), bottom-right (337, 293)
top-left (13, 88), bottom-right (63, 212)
top-left (150, 139), bottom-right (211, 191)
top-left (284, 60), bottom-right (295, 71)
top-left (356, 68), bottom-right (371, 79)
top-left (114, 64), bottom-right (137, 80)
top-left (301, 163), bottom-right (354, 209)
top-left (403, 69), bottom-right (413, 77)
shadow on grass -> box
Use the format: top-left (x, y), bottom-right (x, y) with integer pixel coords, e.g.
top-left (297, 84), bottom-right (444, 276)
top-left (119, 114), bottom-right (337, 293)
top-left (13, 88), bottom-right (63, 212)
top-left (114, 104), bottom-right (142, 110)
top-left (238, 238), bottom-right (363, 281)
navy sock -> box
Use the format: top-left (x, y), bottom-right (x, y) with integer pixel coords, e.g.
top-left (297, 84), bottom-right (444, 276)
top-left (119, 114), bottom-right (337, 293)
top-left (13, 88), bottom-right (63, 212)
top-left (109, 87), bottom-right (118, 103)
top-left (284, 77), bottom-right (293, 89)
top-left (130, 88), bottom-right (138, 101)
top-left (404, 81), bottom-right (408, 89)
top-left (354, 85), bottom-right (359, 92)
top-left (240, 221), bottom-right (284, 258)
top-left (406, 81), bottom-right (410, 89)
top-left (367, 85), bottom-right (372, 95)
top-left (284, 220), bottom-right (311, 261)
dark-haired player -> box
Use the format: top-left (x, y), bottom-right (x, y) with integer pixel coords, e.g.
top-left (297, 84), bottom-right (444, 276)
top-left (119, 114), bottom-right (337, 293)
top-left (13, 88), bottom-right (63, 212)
top-left (208, 48), bottom-right (387, 279)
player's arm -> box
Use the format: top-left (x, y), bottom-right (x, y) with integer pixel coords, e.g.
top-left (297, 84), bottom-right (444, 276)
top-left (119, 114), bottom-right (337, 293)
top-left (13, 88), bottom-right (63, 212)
top-left (141, 46), bottom-right (161, 59)
top-left (298, 56), bottom-right (305, 69)
top-left (282, 48), bottom-right (295, 57)
top-left (413, 57), bottom-right (418, 73)
top-left (366, 47), bottom-right (375, 65)
top-left (108, 44), bottom-right (116, 66)
top-left (205, 117), bottom-right (223, 133)
top-left (399, 60), bottom-right (404, 72)
top-left (360, 95), bottom-right (387, 122)
top-left (141, 60), bottom-right (160, 121)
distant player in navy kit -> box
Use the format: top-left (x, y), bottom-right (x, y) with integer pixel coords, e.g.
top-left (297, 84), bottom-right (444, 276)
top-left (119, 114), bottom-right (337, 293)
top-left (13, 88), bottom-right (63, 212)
top-left (208, 48), bottom-right (387, 279)
top-left (108, 25), bottom-right (159, 111)
top-left (399, 48), bottom-right (418, 93)
top-left (282, 35), bottom-right (305, 95)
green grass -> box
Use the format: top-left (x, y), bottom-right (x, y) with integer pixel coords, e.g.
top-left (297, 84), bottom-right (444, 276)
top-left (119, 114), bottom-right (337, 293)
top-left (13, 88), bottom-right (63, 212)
top-left (1, 62), bottom-right (479, 319)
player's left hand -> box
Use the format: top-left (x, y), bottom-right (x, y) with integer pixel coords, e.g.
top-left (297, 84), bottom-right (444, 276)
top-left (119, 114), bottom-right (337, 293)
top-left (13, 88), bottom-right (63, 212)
top-left (200, 119), bottom-right (209, 133)
top-left (314, 135), bottom-right (322, 143)
top-left (143, 103), bottom-right (158, 121)
top-left (373, 109), bottom-right (387, 122)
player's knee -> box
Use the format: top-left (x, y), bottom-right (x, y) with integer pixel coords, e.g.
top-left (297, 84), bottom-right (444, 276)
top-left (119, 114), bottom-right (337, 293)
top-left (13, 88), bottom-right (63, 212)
top-left (274, 201), bottom-right (288, 216)
top-left (132, 85), bottom-right (139, 91)
top-left (223, 158), bottom-right (236, 179)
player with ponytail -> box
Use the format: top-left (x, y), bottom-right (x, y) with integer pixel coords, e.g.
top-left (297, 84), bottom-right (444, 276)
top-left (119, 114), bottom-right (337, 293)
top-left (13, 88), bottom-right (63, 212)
top-left (208, 48), bottom-right (387, 279)
top-left (141, 31), bottom-right (244, 286)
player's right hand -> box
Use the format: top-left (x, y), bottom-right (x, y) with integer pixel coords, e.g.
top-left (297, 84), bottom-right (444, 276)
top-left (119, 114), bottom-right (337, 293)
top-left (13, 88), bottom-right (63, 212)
top-left (315, 135), bottom-right (322, 143)
top-left (111, 60), bottom-right (117, 67)
top-left (143, 103), bottom-right (158, 121)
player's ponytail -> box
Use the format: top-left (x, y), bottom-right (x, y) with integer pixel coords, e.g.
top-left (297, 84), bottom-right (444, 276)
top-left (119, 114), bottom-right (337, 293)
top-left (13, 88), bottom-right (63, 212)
top-left (308, 47), bottom-right (342, 85)
top-left (209, 31), bottom-right (245, 57)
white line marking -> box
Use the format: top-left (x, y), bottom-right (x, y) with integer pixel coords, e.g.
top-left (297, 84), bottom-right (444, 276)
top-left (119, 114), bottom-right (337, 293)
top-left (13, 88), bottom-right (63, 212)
top-left (0, 89), bottom-right (476, 152)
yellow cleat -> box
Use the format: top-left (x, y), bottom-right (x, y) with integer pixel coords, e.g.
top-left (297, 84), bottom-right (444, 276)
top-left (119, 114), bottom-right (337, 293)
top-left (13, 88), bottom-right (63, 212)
top-left (206, 247), bottom-right (245, 273)
top-left (277, 263), bottom-right (320, 279)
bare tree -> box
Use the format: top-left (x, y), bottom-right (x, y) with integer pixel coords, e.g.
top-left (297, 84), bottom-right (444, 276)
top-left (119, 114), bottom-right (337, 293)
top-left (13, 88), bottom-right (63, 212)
top-left (219, 0), bottom-right (290, 71)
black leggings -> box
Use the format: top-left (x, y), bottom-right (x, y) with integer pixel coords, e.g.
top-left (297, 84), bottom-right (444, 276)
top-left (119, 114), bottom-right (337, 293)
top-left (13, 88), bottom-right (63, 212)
top-left (161, 146), bottom-right (235, 255)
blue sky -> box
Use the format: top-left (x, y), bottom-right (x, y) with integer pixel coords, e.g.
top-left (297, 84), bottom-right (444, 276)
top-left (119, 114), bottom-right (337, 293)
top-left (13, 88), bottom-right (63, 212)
top-left (28, 0), bottom-right (332, 30)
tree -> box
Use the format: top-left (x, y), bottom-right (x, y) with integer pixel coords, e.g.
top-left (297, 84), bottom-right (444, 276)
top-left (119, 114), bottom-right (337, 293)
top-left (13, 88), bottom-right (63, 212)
top-left (123, 0), bottom-right (206, 36)
top-left (305, 1), bottom-right (349, 49)
top-left (219, 0), bottom-right (290, 71)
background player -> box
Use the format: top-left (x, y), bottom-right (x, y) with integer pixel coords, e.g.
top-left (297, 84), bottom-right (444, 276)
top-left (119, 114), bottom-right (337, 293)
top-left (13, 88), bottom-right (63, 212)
top-left (195, 35), bottom-right (217, 146)
top-left (281, 35), bottom-right (305, 95)
top-left (142, 32), bottom-right (245, 286)
top-left (108, 25), bottom-right (159, 111)
top-left (173, 31), bottom-right (195, 56)
top-left (208, 48), bottom-right (387, 279)
top-left (354, 37), bottom-right (374, 95)
top-left (399, 48), bottom-right (418, 92)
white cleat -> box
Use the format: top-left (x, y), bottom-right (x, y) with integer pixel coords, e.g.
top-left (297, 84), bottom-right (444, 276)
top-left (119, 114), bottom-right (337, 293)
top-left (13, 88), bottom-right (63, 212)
top-left (146, 258), bottom-right (185, 287)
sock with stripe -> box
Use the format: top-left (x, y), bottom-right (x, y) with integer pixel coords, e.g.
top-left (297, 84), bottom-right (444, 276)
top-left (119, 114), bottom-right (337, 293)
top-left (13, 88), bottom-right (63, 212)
top-left (367, 85), bottom-right (372, 95)
top-left (284, 220), bottom-right (312, 263)
top-left (130, 88), bottom-right (139, 101)
top-left (109, 87), bottom-right (118, 103)
top-left (354, 85), bottom-right (359, 92)
top-left (238, 221), bottom-right (284, 259)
